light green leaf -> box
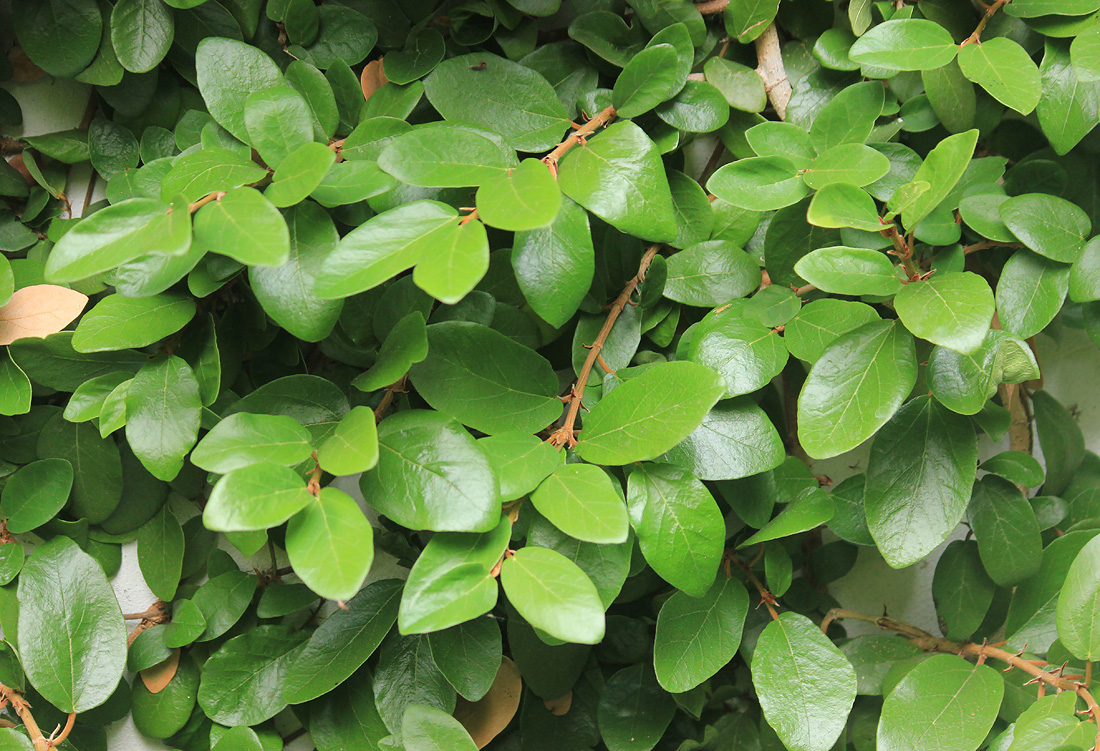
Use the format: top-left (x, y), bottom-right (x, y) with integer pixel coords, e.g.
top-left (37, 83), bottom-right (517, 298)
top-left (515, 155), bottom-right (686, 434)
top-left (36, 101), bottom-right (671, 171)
top-left (806, 184), bottom-right (884, 232)
top-left (203, 463), bottom-right (313, 532)
top-left (576, 360), bottom-right (726, 465)
top-left (476, 159), bottom-right (561, 232)
top-left (996, 250), bottom-right (1070, 339)
top-left (353, 311), bottom-right (428, 393)
top-left (512, 197), bottom-right (594, 328)
top-left (265, 141), bottom-right (336, 207)
top-left (980, 450), bottom-right (1045, 487)
top-left (530, 464), bottom-right (629, 545)
top-left (243, 86), bottom-right (313, 169)
top-left (877, 654), bottom-right (1003, 751)
top-left (794, 247), bottom-right (900, 296)
top-left (318, 406), bottom-right (379, 476)
top-left (403, 705), bottom-right (477, 751)
top-left (902, 129), bottom-right (978, 229)
top-left (958, 38), bottom-right (1040, 115)
top-left (894, 271), bottom-right (994, 354)
top-left (849, 19), bottom-right (958, 71)
top-left (1037, 39), bottom-right (1100, 156)
top-left (125, 355), bottom-right (201, 481)
top-left (663, 239), bottom-right (759, 307)
top-left (0, 458), bottom-right (72, 534)
top-left (192, 413), bottom-right (312, 473)
top-left (1056, 534), bottom-right (1100, 661)
top-left (558, 121), bottom-right (677, 242)
top-left (501, 546), bottom-right (605, 645)
top-left (193, 187), bottom-right (291, 267)
top-left (654, 575), bottom-right (748, 693)
top-left (1001, 194), bottom-right (1090, 263)
top-left (752, 612), bottom-right (856, 751)
top-left (798, 320), bottom-right (917, 459)
top-left (626, 463), bottom-right (726, 597)
top-left (784, 300), bottom-right (880, 364)
top-left (408, 322), bottom-right (561, 436)
top-left (17, 537), bottom-right (125, 713)
top-left (612, 43), bottom-right (681, 118)
top-left (802, 144), bottom-right (890, 190)
top-left (286, 487), bottom-right (375, 601)
top-left (864, 396), bottom-right (977, 568)
top-left (196, 38), bottom-right (287, 142)
top-left (723, 0), bottom-right (779, 43)
top-left (411, 217), bottom-right (490, 305)
top-left (688, 311), bottom-right (788, 396)
top-left (71, 292), bottom-right (195, 353)
top-left (707, 156), bottom-right (809, 212)
top-left (660, 397), bottom-right (785, 481)
top-left (161, 148), bottom-right (268, 202)
top-left (741, 487), bottom-right (834, 547)
top-left (377, 123), bottom-right (518, 188)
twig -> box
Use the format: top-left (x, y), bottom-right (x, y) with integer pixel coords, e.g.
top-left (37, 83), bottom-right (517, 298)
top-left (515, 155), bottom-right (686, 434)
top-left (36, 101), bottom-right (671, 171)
top-left (963, 239), bottom-right (1024, 255)
top-left (0, 684), bottom-right (48, 750)
top-left (542, 105), bottom-right (617, 175)
top-left (548, 245), bottom-right (661, 448)
top-left (963, 0), bottom-right (1012, 46)
top-left (47, 712), bottom-right (75, 748)
top-left (823, 608), bottom-right (1100, 751)
top-left (374, 376), bottom-right (407, 423)
top-left (695, 0), bottom-right (729, 13)
top-left (188, 191), bottom-right (224, 213)
top-left (754, 24), bottom-right (792, 120)
top-left (730, 553), bottom-right (779, 620)
top-left (306, 451), bottom-right (322, 498)
top-left (0, 137), bottom-right (23, 155)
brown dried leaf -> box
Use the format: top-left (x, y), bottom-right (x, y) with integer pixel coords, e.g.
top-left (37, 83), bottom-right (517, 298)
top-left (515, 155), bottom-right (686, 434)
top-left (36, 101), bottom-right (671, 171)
top-left (544, 691), bottom-right (572, 716)
top-left (454, 657), bottom-right (522, 749)
top-left (140, 648), bottom-right (180, 694)
top-left (7, 155), bottom-right (34, 185)
top-left (361, 58), bottom-right (388, 102)
top-left (0, 284), bottom-right (88, 345)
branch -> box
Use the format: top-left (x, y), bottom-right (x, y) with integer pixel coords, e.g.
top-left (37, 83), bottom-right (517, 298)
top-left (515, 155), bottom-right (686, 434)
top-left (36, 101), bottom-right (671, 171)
top-left (728, 552), bottom-right (779, 620)
top-left (374, 375), bottom-right (407, 423)
top-left (548, 245), bottom-right (661, 448)
top-left (695, 0), bottom-right (729, 13)
top-left (754, 24), bottom-right (792, 120)
top-left (0, 684), bottom-right (49, 751)
top-left (963, 0), bottom-right (1012, 46)
top-left (963, 239), bottom-right (1024, 255)
top-left (822, 608), bottom-right (1100, 751)
top-left (188, 191), bottom-right (224, 213)
top-left (542, 105), bottom-right (617, 175)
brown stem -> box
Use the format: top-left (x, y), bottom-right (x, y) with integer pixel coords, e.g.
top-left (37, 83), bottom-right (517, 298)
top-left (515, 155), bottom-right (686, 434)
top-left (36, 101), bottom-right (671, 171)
top-left (0, 685), bottom-right (48, 751)
top-left (374, 376), bottom-right (407, 423)
top-left (49, 712), bottom-right (75, 748)
top-left (823, 608), bottom-right (1100, 750)
top-left (306, 451), bottom-right (322, 498)
top-left (188, 191), bottom-right (224, 213)
top-left (963, 239), bottom-right (1024, 255)
top-left (542, 105), bottom-right (618, 173)
top-left (548, 245), bottom-right (661, 448)
top-left (962, 0), bottom-right (1012, 46)
top-left (122, 601), bottom-right (169, 621)
top-left (0, 137), bottom-right (24, 155)
top-left (794, 283), bottom-right (816, 296)
top-left (694, 0), bottom-right (729, 12)
top-left (732, 554), bottom-right (779, 620)
top-left (754, 24), bottom-right (792, 120)
top-left (882, 223), bottom-right (919, 279)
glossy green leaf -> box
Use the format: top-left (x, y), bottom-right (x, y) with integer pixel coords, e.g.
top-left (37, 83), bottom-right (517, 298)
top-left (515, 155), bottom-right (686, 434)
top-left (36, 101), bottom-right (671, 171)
top-left (576, 361), bottom-right (726, 465)
top-left (136, 504), bottom-right (184, 601)
top-left (36, 413), bottom-right (122, 523)
top-left (688, 313), bottom-right (787, 396)
top-left (663, 240), bottom-right (760, 307)
top-left (969, 475), bottom-right (1042, 586)
top-left (193, 188), bottom-right (290, 267)
top-left (476, 158), bottom-right (561, 232)
top-left (111, 0), bottom-right (173, 73)
top-left (848, 19), bottom-right (957, 71)
top-left (806, 184), bottom-right (884, 232)
top-left (798, 321), bottom-right (917, 459)
top-left (204, 462), bottom-right (313, 532)
top-left (124, 355), bottom-right (200, 482)
top-left (558, 121), bottom-right (677, 242)
top-left (932, 540), bottom-right (994, 641)
top-left (17, 537), bottom-right (125, 713)
top-left (803, 144), bottom-right (890, 190)
top-left (877, 654), bottom-right (1003, 751)
top-left (1000, 194), bottom-right (1091, 263)
top-left (243, 86), bottom-right (313, 169)
top-left (1037, 39), bottom-right (1100, 156)
top-left (317, 406), bottom-right (378, 476)
top-left (981, 450), bottom-right (1045, 487)
top-left (353, 311), bottom-right (428, 393)
top-left (653, 575), bottom-right (748, 692)
top-left (72, 292), bottom-right (195, 353)
top-left (794, 247), bottom-right (900, 296)
top-left (996, 250), bottom-right (1070, 339)
top-left (784, 300), bottom-right (880, 364)
top-left (265, 142), bottom-right (336, 207)
top-left (196, 38), bottom-right (287, 142)
top-left (864, 396), bottom-right (977, 568)
top-left (894, 271), bottom-right (994, 354)
top-left (660, 397), bottom-right (784, 481)
top-left (501, 546), bottom-right (605, 645)
top-left (192, 412), bottom-right (313, 473)
top-left (707, 156), bottom-right (809, 212)
top-left (377, 123), bottom-right (518, 188)
top-left (597, 664), bottom-right (676, 751)
top-left (192, 569), bottom-right (257, 642)
top-left (283, 579), bottom-right (401, 703)
top-left (512, 197), bottom-right (594, 328)
top-left (530, 464), bottom-right (629, 544)
top-left (408, 322), bottom-right (561, 435)
top-left (373, 632), bottom-right (456, 735)
top-left (902, 129), bottom-right (978, 229)
top-left (403, 704), bottom-right (477, 751)
top-left (741, 487), bottom-right (834, 547)
top-left (198, 625), bottom-right (308, 726)
top-left (612, 43), bottom-right (681, 118)
top-left (752, 612), bottom-right (856, 751)
top-left (478, 432), bottom-right (561, 503)
top-left (723, 0), bottom-right (779, 43)
top-left (1056, 534), bottom-right (1100, 660)
top-left (427, 618), bottom-right (501, 702)
top-left (0, 458), bottom-right (72, 534)
top-left (12, 0), bottom-right (102, 78)
top-left (286, 487), bottom-right (375, 601)
top-left (958, 38), bottom-right (1040, 115)
top-left (626, 462), bottom-right (726, 597)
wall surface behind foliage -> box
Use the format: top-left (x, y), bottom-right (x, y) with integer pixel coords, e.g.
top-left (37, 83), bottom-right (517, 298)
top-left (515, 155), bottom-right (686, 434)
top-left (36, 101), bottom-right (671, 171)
top-left (6, 70), bottom-right (1099, 751)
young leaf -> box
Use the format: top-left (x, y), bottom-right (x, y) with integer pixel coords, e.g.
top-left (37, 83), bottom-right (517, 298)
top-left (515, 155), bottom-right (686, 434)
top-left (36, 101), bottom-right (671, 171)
top-left (794, 247), bottom-right (900, 297)
top-left (849, 19), bottom-right (957, 71)
top-left (707, 156), bottom-right (809, 212)
top-left (192, 188), bottom-right (291, 267)
top-left (203, 463), bottom-right (314, 532)
top-left (124, 355), bottom-right (201, 481)
top-left (653, 576), bottom-right (748, 693)
top-left (403, 704), bottom-right (477, 751)
top-left (476, 159), bottom-right (561, 232)
top-left (191, 413), bottom-right (313, 473)
top-left (894, 271), bottom-right (995, 354)
top-left (286, 487), bottom-right (375, 601)
top-left (71, 292), bottom-right (195, 353)
top-left (530, 464), bottom-right (629, 545)
top-left (501, 546), bottom-right (605, 645)
top-left (318, 405), bottom-right (379, 476)
top-left (957, 38), bottom-right (1040, 115)
top-left (377, 123), bottom-right (518, 188)
top-left (902, 129), bottom-right (978, 229)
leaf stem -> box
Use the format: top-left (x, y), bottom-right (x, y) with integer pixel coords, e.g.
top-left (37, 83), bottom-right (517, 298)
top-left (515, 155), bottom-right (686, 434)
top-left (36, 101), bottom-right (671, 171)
top-left (730, 553), bottom-right (780, 620)
top-left (548, 245), bottom-right (661, 448)
top-left (694, 0), bottom-right (729, 13)
top-left (963, 0), bottom-right (1012, 46)
top-left (374, 375), bottom-right (408, 423)
top-left (188, 191), bottom-right (224, 214)
top-left (0, 684), bottom-right (49, 750)
top-left (542, 105), bottom-right (618, 174)
top-left (963, 239), bottom-right (1024, 254)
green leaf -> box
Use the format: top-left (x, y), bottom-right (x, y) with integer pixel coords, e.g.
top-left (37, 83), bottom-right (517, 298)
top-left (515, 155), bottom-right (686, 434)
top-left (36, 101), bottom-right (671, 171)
top-left (403, 705), bottom-right (477, 751)
top-left (969, 475), bottom-right (1043, 586)
top-left (1033, 391), bottom-right (1085, 497)
top-left (626, 462), bottom-right (726, 597)
top-left (980, 451), bottom-right (1044, 488)
top-left (1057, 534), bottom-right (1100, 661)
top-left (501, 546), bottom-right (605, 645)
top-left (1000, 194), bottom-right (1091, 263)
top-left (17, 537), bottom-right (125, 713)
top-left (597, 664), bottom-right (677, 751)
top-left (423, 52), bottom-right (570, 152)
top-left (72, 292), bottom-right (195, 353)
top-left (612, 43), bottom-right (681, 118)
top-left (198, 625), bottom-right (308, 726)
top-left (927, 330), bottom-right (1036, 415)
top-left (163, 599), bottom-right (206, 648)
top-left (408, 322), bottom-right (561, 436)
top-left (309, 667), bottom-right (389, 750)
top-left (286, 487), bottom-right (375, 600)
top-left (902, 129), bottom-right (978, 229)
top-left (996, 250), bottom-right (1070, 339)
top-left (849, 19), bottom-right (958, 71)
top-left (1037, 39), bottom-right (1100, 156)
top-left (479, 433), bottom-right (561, 503)
top-left (136, 504), bottom-right (184, 601)
top-left (894, 271), bottom-right (994, 354)
top-left (752, 612), bottom-right (856, 751)
top-left (958, 38), bottom-right (1040, 115)
top-left (111, 0), bottom-right (173, 73)
top-left (193, 188), bottom-right (290, 267)
top-left (373, 633), bottom-right (456, 735)
top-left (0, 351), bottom-right (27, 417)
top-left (44, 198), bottom-right (188, 283)
top-left (318, 406), bottom-right (379, 476)
top-left (0, 458), bottom-right (72, 533)
top-left (243, 86), bottom-right (313, 169)
top-left (877, 654), bottom-right (1003, 751)
top-left (399, 518), bottom-right (510, 635)
top-left (354, 311), bottom-right (428, 393)
top-left (723, 0), bottom-right (779, 43)
top-left (476, 159), bottom-right (561, 232)
top-left (802, 144), bottom-right (890, 190)
top-left (196, 38), bottom-right (287, 143)
top-left (784, 300), bottom-right (880, 364)
top-left (932, 540), bottom-right (994, 641)
top-left (283, 579), bottom-right (401, 703)
top-left (806, 184), bottom-right (884, 232)
top-left (36, 413), bottom-right (122, 523)
top-left (527, 513), bottom-right (630, 610)
top-left (798, 320), bottom-right (917, 459)
top-left (427, 618), bottom-right (501, 701)
top-left (225, 373), bottom-right (349, 444)
top-left (1007, 0), bottom-right (1100, 17)
top-left (653, 575), bottom-right (748, 692)
top-left (203, 462), bottom-right (313, 531)
top-left (688, 313), bottom-right (787, 397)
top-left (192, 413), bottom-right (313, 473)
top-left (530, 464), bottom-right (629, 545)
top-left (812, 81), bottom-right (886, 153)
top-left (315, 200), bottom-right (459, 299)
top-left (558, 121), bottom-right (677, 242)
top-left (747, 122), bottom-right (816, 168)
top-left (1072, 27), bottom-right (1100, 81)
top-left (663, 240), bottom-right (760, 307)
top-left (211, 727), bottom-right (263, 751)
top-left (1071, 236), bottom-right (1100, 302)
top-left (576, 361), bottom-right (726, 465)
top-left (377, 123), bottom-right (519, 188)
top-left (265, 142), bottom-right (336, 207)
top-left (794, 247), bottom-right (900, 296)
top-left (741, 487), bottom-right (835, 547)
top-left (124, 355), bottom-right (201, 481)
top-left (384, 28), bottom-right (447, 84)
top-left (310, 160), bottom-right (395, 206)
top-left (161, 148), bottom-right (268, 202)
top-left (12, 0), bottom-right (102, 78)
top-left (707, 156), bottom-right (809, 212)
top-left (864, 396), bottom-right (977, 568)
top-left (922, 61), bottom-right (977, 134)
top-left (88, 119), bottom-right (138, 179)
top-left (512, 197), bottom-right (594, 328)
top-left (660, 397), bottom-right (785, 481)
top-left (411, 217), bottom-right (490, 305)
top-left (193, 569), bottom-right (257, 642)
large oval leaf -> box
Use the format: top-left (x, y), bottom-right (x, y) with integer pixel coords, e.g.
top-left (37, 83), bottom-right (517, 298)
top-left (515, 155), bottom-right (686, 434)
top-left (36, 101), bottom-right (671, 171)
top-left (1057, 534), bottom-right (1100, 661)
top-left (654, 575), bottom-right (748, 692)
top-left (501, 546), bottom-right (605, 645)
